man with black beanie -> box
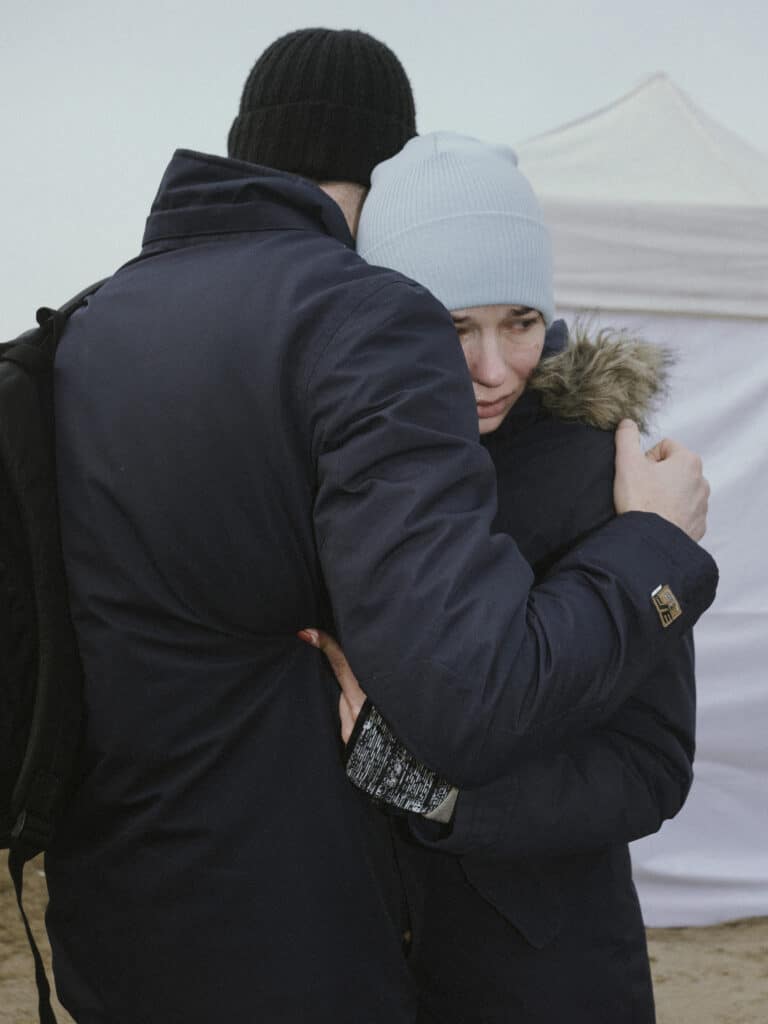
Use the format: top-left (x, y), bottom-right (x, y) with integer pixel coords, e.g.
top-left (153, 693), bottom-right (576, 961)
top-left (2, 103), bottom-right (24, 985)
top-left (228, 28), bottom-right (417, 185)
top-left (46, 27), bottom-right (715, 1024)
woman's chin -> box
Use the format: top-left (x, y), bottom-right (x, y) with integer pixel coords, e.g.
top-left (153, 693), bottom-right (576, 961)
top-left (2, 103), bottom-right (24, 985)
top-left (478, 413), bottom-right (506, 435)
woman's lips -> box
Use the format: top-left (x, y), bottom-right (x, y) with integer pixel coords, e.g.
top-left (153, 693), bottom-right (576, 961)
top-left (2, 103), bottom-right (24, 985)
top-left (476, 395), bottom-right (513, 419)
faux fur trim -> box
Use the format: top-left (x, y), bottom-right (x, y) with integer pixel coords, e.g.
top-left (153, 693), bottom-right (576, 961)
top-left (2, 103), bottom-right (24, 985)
top-left (528, 325), bottom-right (673, 432)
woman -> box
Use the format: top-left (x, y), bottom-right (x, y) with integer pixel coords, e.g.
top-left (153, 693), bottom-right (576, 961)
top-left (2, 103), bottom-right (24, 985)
top-left (300, 133), bottom-right (695, 1023)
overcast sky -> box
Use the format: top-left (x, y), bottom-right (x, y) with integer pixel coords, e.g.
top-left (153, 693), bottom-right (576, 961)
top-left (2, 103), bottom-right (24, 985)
top-left (2, 0), bottom-right (765, 335)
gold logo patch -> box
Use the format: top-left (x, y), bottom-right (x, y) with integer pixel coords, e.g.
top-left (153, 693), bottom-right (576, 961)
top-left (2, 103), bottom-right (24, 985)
top-left (651, 584), bottom-right (683, 628)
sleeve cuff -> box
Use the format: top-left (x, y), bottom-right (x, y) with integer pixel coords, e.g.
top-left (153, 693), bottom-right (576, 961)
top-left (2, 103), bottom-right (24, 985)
top-left (345, 702), bottom-right (455, 816)
top-left (424, 787), bottom-right (459, 823)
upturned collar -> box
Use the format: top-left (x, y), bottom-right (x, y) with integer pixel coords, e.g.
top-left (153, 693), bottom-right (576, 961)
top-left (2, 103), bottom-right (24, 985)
top-left (142, 149), bottom-right (354, 250)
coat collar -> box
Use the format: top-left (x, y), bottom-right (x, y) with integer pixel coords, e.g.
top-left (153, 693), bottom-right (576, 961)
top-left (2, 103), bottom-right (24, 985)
top-left (486, 318), bottom-right (671, 441)
top-left (142, 149), bottom-right (355, 250)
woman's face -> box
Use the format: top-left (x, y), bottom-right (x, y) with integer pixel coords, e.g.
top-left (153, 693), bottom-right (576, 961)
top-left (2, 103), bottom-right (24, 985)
top-left (451, 304), bottom-right (546, 434)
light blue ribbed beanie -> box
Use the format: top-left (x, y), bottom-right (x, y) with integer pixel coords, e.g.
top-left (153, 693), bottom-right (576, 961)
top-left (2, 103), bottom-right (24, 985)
top-left (357, 131), bottom-right (554, 325)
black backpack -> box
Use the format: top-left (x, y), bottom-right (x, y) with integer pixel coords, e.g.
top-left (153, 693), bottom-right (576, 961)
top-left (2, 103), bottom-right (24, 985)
top-left (1, 280), bottom-right (104, 1023)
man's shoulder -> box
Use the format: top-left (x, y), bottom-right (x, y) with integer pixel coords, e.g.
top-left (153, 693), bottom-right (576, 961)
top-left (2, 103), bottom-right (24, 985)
top-left (326, 246), bottom-right (449, 327)
top-left (300, 249), bottom-right (458, 391)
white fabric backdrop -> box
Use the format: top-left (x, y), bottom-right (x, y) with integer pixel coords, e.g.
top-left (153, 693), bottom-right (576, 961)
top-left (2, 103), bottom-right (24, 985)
top-left (555, 311), bottom-right (768, 926)
top-left (515, 75), bottom-right (768, 925)
top-left (537, 200), bottom-right (768, 319)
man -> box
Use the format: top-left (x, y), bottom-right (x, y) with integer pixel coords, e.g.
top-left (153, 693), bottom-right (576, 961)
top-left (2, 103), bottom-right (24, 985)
top-left (47, 28), bottom-right (715, 1024)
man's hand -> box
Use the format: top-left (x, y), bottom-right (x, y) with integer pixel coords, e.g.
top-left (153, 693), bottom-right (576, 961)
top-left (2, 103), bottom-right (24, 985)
top-left (614, 420), bottom-right (710, 542)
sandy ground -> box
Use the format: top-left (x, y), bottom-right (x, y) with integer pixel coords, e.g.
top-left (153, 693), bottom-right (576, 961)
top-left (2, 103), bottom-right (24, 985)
top-left (1, 856), bottom-right (767, 1024)
top-left (0, 857), bottom-right (73, 1024)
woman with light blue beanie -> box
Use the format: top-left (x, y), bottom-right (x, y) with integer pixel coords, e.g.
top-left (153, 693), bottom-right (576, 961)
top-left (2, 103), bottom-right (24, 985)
top-left (358, 132), bottom-right (555, 326)
top-left (358, 132), bottom-right (555, 437)
top-left (301, 133), bottom-right (692, 1023)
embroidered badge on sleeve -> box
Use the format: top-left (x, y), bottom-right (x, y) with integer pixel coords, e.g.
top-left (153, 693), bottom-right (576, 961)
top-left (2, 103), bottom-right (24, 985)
top-left (652, 584), bottom-right (683, 627)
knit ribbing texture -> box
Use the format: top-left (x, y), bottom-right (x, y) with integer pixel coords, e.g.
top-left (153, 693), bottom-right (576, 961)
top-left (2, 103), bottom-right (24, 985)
top-left (357, 132), bottom-right (555, 323)
top-left (228, 28), bottom-right (416, 185)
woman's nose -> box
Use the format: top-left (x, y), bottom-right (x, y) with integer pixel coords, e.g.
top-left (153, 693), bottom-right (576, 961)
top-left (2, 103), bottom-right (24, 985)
top-left (469, 335), bottom-right (509, 389)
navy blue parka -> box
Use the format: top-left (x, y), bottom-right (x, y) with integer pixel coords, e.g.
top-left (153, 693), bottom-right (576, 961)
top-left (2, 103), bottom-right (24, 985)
top-left (399, 332), bottom-right (695, 1023)
top-left (47, 152), bottom-right (715, 1024)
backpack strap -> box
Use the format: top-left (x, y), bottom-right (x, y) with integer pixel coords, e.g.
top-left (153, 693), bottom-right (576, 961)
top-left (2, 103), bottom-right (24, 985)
top-left (36, 276), bottom-right (108, 355)
top-left (41, 277), bottom-right (109, 322)
top-left (8, 847), bottom-right (58, 1024)
top-left (2, 278), bottom-right (107, 373)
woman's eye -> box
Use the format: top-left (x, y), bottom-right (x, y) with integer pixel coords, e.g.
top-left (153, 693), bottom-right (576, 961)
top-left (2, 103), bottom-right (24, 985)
top-left (509, 317), bottom-right (538, 331)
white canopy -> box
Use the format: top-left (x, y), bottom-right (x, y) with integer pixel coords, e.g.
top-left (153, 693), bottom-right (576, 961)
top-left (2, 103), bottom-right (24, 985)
top-left (517, 78), bottom-right (768, 927)
top-left (517, 74), bottom-right (768, 319)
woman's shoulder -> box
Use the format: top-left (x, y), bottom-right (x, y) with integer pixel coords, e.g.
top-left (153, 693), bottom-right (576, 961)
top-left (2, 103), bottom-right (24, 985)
top-left (489, 400), bottom-right (615, 481)
top-left (540, 412), bottom-right (616, 472)
top-left (485, 324), bottom-right (673, 571)
top-left (489, 414), bottom-right (615, 570)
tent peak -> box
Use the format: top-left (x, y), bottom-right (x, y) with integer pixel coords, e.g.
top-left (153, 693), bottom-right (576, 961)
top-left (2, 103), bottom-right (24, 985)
top-left (520, 73), bottom-right (745, 149)
top-left (517, 74), bottom-right (768, 206)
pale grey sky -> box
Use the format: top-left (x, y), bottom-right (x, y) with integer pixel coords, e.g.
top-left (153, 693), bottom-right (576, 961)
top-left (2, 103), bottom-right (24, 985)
top-left (2, 0), bottom-right (765, 334)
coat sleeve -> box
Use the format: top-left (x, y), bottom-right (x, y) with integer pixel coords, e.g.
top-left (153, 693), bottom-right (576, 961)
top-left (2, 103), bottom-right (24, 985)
top-left (409, 632), bottom-right (696, 858)
top-left (307, 279), bottom-right (717, 787)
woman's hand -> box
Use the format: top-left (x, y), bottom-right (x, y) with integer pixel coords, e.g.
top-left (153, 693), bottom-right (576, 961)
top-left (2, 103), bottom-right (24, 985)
top-left (298, 629), bottom-right (457, 819)
top-left (297, 629), bottom-right (367, 744)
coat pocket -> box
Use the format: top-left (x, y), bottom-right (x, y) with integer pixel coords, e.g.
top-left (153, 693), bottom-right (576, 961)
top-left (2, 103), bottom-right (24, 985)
top-left (458, 854), bottom-right (561, 949)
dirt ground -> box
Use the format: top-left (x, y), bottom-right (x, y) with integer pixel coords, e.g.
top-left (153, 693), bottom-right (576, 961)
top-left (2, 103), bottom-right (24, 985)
top-left (0, 857), bottom-right (73, 1024)
top-left (1, 856), bottom-right (767, 1023)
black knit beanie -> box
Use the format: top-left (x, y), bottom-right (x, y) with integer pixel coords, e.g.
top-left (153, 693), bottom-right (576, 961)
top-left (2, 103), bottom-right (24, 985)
top-left (227, 28), bottom-right (417, 186)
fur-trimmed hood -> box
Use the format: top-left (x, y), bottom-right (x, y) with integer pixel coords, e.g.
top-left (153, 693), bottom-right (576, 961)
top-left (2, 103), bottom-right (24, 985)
top-left (529, 326), bottom-right (673, 433)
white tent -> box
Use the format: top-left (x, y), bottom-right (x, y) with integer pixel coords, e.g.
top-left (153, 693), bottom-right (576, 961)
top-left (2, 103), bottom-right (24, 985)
top-left (517, 74), bottom-right (768, 927)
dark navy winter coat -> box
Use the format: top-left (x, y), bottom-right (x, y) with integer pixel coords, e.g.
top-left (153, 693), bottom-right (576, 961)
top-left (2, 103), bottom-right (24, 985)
top-left (402, 360), bottom-right (695, 1023)
top-left (47, 151), bottom-right (715, 1024)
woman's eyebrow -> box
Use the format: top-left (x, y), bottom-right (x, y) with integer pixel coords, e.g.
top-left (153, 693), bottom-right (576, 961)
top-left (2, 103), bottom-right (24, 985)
top-left (506, 305), bottom-right (535, 316)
